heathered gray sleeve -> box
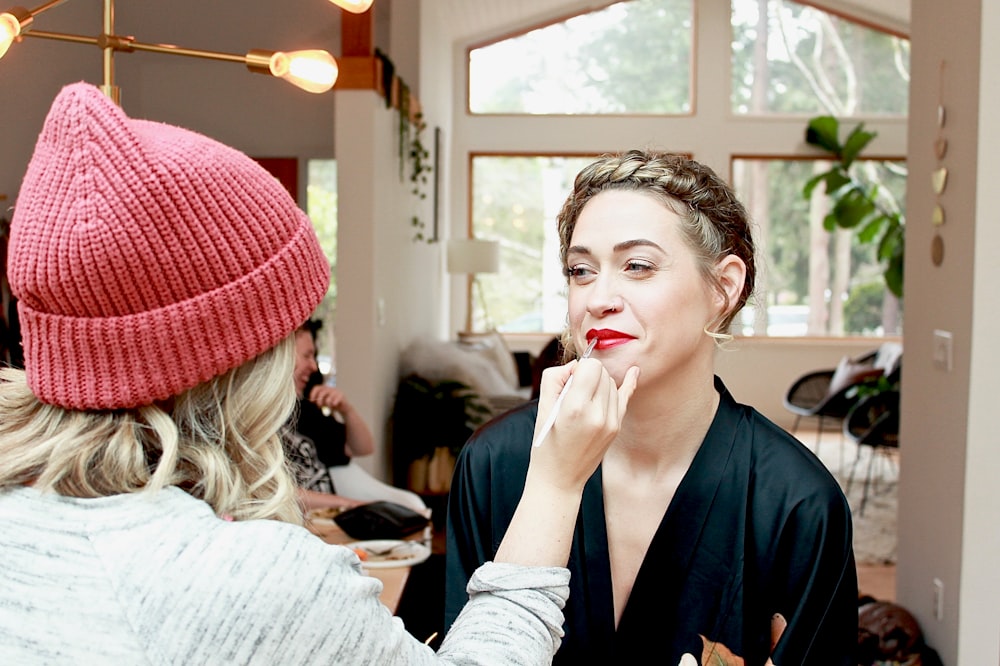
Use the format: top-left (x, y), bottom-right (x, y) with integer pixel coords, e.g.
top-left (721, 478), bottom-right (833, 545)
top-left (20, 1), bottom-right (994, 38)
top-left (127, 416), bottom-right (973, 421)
top-left (0, 487), bottom-right (569, 665)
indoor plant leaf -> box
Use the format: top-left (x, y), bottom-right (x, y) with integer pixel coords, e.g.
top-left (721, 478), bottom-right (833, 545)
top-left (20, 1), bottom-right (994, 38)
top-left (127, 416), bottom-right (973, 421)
top-left (842, 123), bottom-right (877, 168)
top-left (805, 115), bottom-right (843, 154)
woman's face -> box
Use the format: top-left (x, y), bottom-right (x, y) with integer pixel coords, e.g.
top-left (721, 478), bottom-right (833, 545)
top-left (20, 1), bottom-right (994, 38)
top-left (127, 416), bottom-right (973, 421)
top-left (566, 189), bottom-right (726, 387)
top-left (293, 330), bottom-right (318, 398)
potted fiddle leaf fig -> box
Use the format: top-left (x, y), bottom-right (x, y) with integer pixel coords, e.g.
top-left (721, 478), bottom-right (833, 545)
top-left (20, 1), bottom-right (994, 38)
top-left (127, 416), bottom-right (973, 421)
top-left (803, 115), bottom-right (905, 298)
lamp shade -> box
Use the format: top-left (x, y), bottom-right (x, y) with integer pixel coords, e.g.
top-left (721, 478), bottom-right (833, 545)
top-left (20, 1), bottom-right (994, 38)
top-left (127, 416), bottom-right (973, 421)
top-left (447, 238), bottom-right (500, 274)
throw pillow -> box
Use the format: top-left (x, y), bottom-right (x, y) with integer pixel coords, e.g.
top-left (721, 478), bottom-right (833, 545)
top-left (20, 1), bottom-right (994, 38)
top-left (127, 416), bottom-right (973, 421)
top-left (456, 330), bottom-right (520, 393)
top-left (828, 355), bottom-right (884, 396)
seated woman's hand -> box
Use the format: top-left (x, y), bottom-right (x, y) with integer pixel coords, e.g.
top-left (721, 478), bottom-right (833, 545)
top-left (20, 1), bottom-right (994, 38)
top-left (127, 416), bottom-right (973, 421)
top-left (307, 385), bottom-right (350, 415)
top-left (530, 358), bottom-right (639, 493)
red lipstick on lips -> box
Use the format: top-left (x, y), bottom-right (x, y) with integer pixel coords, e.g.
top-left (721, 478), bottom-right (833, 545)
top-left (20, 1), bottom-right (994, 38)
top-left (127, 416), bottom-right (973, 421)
top-left (586, 328), bottom-right (635, 350)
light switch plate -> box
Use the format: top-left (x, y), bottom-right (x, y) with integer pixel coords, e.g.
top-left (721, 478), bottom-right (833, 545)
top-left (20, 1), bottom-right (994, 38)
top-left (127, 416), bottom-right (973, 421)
top-left (932, 329), bottom-right (953, 371)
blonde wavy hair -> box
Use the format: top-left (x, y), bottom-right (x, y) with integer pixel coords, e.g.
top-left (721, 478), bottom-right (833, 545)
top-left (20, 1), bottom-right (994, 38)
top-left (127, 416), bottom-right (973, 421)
top-left (556, 149), bottom-right (756, 356)
top-left (0, 335), bottom-right (302, 525)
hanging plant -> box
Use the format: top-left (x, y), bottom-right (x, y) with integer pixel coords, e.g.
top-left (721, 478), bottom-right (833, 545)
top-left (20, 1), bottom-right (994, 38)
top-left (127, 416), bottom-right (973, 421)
top-left (384, 54), bottom-right (433, 243)
top-left (407, 112), bottom-right (433, 242)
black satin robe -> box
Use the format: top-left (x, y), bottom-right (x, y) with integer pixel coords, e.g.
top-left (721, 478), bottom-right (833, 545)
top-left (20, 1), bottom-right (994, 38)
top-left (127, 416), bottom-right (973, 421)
top-left (444, 377), bottom-right (857, 665)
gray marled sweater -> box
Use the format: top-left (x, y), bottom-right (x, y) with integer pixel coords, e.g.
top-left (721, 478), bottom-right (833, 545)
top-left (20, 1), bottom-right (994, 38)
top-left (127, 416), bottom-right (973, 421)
top-left (0, 486), bottom-right (568, 664)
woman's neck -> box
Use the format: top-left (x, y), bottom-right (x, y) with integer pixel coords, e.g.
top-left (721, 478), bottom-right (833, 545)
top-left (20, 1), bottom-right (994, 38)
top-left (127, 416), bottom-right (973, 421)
top-left (610, 370), bottom-right (720, 477)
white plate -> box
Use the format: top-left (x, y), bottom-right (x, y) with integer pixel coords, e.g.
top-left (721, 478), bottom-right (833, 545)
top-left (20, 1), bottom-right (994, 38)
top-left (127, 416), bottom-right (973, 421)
top-left (347, 539), bottom-right (432, 569)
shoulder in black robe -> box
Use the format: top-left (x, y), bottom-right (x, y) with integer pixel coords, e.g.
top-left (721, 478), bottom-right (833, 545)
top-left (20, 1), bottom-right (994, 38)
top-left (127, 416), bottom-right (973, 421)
top-left (445, 377), bottom-right (857, 665)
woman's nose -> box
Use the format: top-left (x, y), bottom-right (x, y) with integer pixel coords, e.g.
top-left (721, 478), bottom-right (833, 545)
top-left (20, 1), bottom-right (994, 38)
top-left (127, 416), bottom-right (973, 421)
top-left (586, 277), bottom-right (624, 315)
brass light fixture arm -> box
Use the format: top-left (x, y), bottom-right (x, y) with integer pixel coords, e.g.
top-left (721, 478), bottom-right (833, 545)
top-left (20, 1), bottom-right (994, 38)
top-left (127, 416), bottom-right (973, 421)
top-left (4, 0), bottom-right (339, 99)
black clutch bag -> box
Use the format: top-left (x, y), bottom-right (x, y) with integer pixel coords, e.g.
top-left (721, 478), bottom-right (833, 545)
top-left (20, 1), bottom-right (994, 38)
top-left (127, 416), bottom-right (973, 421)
top-left (333, 500), bottom-right (430, 540)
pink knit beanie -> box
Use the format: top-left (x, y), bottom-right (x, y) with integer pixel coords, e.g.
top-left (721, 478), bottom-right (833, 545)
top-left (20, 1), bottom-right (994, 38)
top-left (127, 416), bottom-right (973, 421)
top-left (8, 82), bottom-right (330, 410)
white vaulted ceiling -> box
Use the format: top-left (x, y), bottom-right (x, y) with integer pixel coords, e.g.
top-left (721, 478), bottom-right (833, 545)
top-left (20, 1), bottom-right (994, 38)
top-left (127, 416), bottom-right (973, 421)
top-left (426, 0), bottom-right (910, 45)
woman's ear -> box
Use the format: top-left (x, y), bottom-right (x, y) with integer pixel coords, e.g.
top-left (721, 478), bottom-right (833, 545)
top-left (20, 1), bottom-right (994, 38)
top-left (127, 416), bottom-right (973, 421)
top-left (714, 254), bottom-right (747, 317)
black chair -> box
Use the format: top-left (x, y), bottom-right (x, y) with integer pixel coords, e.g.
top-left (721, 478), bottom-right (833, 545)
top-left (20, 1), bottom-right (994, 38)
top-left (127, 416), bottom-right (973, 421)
top-left (783, 349), bottom-right (884, 451)
top-left (843, 389), bottom-right (900, 515)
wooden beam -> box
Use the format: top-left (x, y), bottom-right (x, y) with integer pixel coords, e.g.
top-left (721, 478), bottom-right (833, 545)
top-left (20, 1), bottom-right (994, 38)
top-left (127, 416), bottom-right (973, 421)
top-left (335, 56), bottom-right (381, 92)
top-left (335, 5), bottom-right (420, 124)
top-left (340, 8), bottom-right (373, 57)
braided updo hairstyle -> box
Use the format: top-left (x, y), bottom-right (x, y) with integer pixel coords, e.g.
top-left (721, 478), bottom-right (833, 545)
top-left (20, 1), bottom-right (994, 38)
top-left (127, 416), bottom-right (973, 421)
top-left (556, 150), bottom-right (756, 350)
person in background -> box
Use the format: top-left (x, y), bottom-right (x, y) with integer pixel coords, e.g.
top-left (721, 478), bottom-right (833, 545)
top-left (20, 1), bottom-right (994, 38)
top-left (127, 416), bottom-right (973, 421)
top-left (292, 319), bottom-right (375, 468)
top-left (0, 82), bottom-right (637, 664)
top-left (285, 320), bottom-right (375, 513)
top-left (445, 150), bottom-right (857, 665)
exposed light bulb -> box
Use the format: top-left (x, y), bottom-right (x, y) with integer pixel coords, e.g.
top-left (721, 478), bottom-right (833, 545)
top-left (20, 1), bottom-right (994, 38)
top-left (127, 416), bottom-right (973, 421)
top-left (328, 0), bottom-right (374, 14)
top-left (269, 49), bottom-right (338, 93)
top-left (0, 12), bottom-right (23, 59)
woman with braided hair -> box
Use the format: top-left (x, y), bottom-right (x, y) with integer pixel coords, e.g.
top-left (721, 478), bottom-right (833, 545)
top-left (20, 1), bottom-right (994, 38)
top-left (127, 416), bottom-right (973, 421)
top-left (445, 150), bottom-right (857, 665)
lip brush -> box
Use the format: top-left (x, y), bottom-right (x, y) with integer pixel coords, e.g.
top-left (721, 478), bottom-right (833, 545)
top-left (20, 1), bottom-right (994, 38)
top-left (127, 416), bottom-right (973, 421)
top-left (532, 337), bottom-right (598, 448)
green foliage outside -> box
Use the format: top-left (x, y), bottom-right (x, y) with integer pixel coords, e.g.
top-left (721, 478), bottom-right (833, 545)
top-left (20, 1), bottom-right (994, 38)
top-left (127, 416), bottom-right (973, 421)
top-left (472, 157), bottom-right (547, 329)
top-left (844, 281), bottom-right (890, 334)
top-left (731, 0), bottom-right (909, 116)
top-left (472, 156), bottom-right (592, 331)
top-left (470, 0), bottom-right (692, 114)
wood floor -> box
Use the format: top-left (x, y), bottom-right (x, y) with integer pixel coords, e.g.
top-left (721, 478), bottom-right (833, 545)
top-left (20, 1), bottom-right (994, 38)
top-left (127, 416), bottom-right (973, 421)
top-left (857, 561), bottom-right (896, 601)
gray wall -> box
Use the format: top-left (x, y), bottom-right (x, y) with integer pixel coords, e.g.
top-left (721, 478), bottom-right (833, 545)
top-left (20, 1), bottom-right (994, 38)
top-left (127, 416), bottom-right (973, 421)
top-left (0, 0), bottom-right (338, 203)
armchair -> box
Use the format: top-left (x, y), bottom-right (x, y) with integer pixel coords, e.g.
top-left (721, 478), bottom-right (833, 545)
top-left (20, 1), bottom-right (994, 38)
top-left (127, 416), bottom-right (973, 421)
top-left (783, 343), bottom-right (901, 454)
top-left (843, 388), bottom-right (900, 515)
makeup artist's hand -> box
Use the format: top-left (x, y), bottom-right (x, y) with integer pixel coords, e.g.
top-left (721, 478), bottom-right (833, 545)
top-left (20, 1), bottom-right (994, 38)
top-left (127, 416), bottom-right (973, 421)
top-left (494, 358), bottom-right (638, 568)
top-left (529, 357), bottom-right (639, 493)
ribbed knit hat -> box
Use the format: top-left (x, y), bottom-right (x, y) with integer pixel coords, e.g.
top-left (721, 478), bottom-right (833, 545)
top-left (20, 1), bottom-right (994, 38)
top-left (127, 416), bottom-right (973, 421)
top-left (8, 82), bottom-right (330, 410)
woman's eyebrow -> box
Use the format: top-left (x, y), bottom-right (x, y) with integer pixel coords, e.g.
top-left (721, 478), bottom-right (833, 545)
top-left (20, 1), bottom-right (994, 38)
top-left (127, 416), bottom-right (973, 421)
top-left (614, 238), bottom-right (664, 253)
top-left (567, 238), bottom-right (666, 257)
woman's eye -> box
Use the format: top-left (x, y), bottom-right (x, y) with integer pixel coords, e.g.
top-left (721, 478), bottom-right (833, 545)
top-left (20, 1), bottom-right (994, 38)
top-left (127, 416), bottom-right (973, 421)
top-left (567, 265), bottom-right (595, 281)
top-left (624, 260), bottom-right (655, 274)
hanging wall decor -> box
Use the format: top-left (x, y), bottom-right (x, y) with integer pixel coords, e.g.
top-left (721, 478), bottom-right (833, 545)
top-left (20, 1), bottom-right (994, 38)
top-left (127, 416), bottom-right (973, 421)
top-left (931, 59), bottom-right (947, 268)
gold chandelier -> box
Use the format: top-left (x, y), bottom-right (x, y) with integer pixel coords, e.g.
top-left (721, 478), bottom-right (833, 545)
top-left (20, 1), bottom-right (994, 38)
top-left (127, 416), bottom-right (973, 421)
top-left (0, 0), bottom-right (374, 101)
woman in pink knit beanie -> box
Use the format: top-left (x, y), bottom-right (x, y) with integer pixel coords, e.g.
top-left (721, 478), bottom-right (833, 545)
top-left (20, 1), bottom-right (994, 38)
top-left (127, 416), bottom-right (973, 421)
top-left (0, 82), bottom-right (637, 664)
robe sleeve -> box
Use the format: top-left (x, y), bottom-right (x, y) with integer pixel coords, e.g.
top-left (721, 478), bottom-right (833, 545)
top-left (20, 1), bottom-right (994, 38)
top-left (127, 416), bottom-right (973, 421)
top-left (444, 439), bottom-right (497, 632)
top-left (768, 485), bottom-right (858, 665)
top-left (443, 405), bottom-right (536, 635)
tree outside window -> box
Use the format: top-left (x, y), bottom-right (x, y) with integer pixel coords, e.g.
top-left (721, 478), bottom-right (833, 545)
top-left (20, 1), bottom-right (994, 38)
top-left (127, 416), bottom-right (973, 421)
top-left (469, 0), bottom-right (693, 115)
